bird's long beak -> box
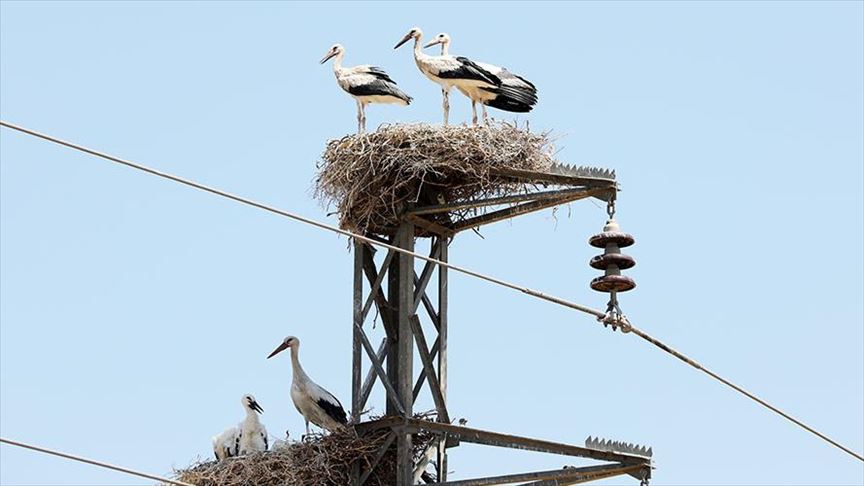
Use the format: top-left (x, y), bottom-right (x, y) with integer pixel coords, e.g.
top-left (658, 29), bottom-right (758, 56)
top-left (394, 34), bottom-right (412, 49)
top-left (251, 400), bottom-right (264, 414)
top-left (267, 341), bottom-right (290, 359)
top-left (320, 51), bottom-right (337, 64)
top-left (423, 39), bottom-right (441, 49)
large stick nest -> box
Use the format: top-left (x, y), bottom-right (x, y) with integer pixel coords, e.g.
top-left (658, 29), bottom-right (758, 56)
top-left (315, 122), bottom-right (556, 237)
top-left (173, 423), bottom-right (437, 486)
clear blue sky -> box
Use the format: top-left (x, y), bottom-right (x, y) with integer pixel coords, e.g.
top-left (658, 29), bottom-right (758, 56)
top-left (1, 1), bottom-right (862, 485)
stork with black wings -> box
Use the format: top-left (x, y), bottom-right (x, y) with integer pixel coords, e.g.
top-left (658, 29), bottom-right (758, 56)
top-left (320, 44), bottom-right (412, 133)
top-left (424, 32), bottom-right (538, 124)
top-left (395, 26), bottom-right (500, 126)
top-left (267, 336), bottom-right (348, 437)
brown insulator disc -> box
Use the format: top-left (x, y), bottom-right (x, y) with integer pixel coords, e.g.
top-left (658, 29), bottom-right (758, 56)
top-left (589, 253), bottom-right (636, 270)
top-left (588, 231), bottom-right (635, 249)
top-left (590, 274), bottom-right (636, 292)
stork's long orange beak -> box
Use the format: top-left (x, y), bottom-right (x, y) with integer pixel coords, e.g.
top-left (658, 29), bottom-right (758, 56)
top-left (267, 341), bottom-right (290, 359)
top-left (423, 39), bottom-right (441, 49)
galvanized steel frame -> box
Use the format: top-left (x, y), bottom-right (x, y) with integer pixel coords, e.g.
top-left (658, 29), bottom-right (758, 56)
top-left (349, 167), bottom-right (648, 485)
top-left (352, 226), bottom-right (451, 485)
top-left (354, 417), bottom-right (651, 486)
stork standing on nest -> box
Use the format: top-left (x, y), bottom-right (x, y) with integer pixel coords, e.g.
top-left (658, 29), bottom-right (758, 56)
top-left (394, 27), bottom-right (499, 126)
top-left (320, 44), bottom-right (412, 134)
top-left (424, 32), bottom-right (538, 124)
top-left (267, 336), bottom-right (348, 436)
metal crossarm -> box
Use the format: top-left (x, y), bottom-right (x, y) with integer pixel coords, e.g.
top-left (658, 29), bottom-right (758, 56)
top-left (425, 463), bottom-right (647, 486)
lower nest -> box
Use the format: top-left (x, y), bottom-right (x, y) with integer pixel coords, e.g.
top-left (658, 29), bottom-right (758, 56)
top-left (314, 122), bottom-right (557, 237)
top-left (174, 426), bottom-right (438, 486)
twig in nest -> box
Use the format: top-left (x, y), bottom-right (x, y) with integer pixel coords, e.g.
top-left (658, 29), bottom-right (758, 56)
top-left (314, 122), bottom-right (558, 237)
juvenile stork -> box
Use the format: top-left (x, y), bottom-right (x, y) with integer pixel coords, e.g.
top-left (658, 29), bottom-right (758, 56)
top-left (267, 336), bottom-right (348, 436)
top-left (320, 44), bottom-right (412, 134)
top-left (211, 394), bottom-right (267, 460)
top-left (424, 32), bottom-right (538, 124)
top-left (237, 394), bottom-right (268, 454)
top-left (211, 426), bottom-right (240, 461)
top-left (394, 27), bottom-right (499, 126)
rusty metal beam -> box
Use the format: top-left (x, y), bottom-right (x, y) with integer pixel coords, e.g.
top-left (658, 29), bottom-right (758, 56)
top-left (488, 167), bottom-right (617, 191)
top-left (357, 418), bottom-right (649, 465)
top-left (427, 463), bottom-right (645, 486)
top-left (411, 241), bottom-right (441, 315)
top-left (410, 315), bottom-right (449, 423)
top-left (362, 251), bottom-right (396, 337)
top-left (394, 222), bottom-right (415, 485)
top-left (518, 464), bottom-right (648, 485)
top-left (352, 240), bottom-right (364, 420)
top-left (412, 336), bottom-right (439, 400)
top-left (452, 188), bottom-right (608, 233)
top-left (356, 326), bottom-right (405, 415)
top-left (413, 272), bottom-right (440, 328)
top-left (358, 337), bottom-right (388, 413)
top-left (409, 187), bottom-right (603, 216)
top-left (407, 213), bottom-right (455, 237)
top-left (361, 246), bottom-right (396, 323)
top-left (436, 236), bottom-right (450, 482)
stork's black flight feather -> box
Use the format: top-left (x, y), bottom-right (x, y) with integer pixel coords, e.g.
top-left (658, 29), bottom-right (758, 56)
top-left (347, 77), bottom-right (413, 104)
top-left (317, 397), bottom-right (348, 425)
top-left (436, 57), bottom-right (500, 86)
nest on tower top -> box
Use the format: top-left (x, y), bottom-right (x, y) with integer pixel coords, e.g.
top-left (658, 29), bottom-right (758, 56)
top-left (172, 421), bottom-right (438, 486)
top-left (314, 122), bottom-right (557, 237)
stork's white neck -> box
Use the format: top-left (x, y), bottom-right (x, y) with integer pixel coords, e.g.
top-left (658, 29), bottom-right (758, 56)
top-left (331, 51), bottom-right (345, 72)
top-left (243, 406), bottom-right (261, 426)
top-left (289, 345), bottom-right (310, 383)
top-left (412, 36), bottom-right (427, 60)
top-left (440, 41), bottom-right (450, 56)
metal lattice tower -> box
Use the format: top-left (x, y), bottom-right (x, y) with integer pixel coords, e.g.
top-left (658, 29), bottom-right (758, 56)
top-left (349, 164), bottom-right (653, 485)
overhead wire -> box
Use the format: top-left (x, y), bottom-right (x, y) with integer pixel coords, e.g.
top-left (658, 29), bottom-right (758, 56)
top-left (1, 120), bottom-right (861, 463)
top-left (0, 437), bottom-right (194, 486)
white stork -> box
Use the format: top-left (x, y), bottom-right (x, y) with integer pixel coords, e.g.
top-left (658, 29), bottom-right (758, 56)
top-left (320, 44), bottom-right (412, 134)
top-left (211, 394), bottom-right (267, 460)
top-left (424, 32), bottom-right (538, 124)
top-left (267, 336), bottom-right (348, 436)
top-left (237, 394), bottom-right (268, 454)
top-left (394, 27), bottom-right (500, 126)
top-left (211, 426), bottom-right (240, 461)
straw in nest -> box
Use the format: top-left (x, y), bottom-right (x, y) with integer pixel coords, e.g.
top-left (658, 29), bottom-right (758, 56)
top-left (314, 122), bottom-right (556, 236)
top-left (174, 424), bottom-right (437, 486)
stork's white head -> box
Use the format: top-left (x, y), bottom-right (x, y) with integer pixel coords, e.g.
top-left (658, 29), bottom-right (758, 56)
top-left (242, 394), bottom-right (264, 414)
top-left (267, 335), bottom-right (299, 359)
top-left (423, 33), bottom-right (450, 50)
top-left (394, 27), bottom-right (423, 49)
top-left (320, 44), bottom-right (345, 64)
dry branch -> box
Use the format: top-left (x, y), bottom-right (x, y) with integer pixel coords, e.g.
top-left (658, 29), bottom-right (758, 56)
top-left (173, 419), bottom-right (438, 486)
top-left (315, 122), bottom-right (557, 236)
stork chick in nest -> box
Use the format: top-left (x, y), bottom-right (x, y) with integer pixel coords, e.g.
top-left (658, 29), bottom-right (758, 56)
top-left (212, 394), bottom-right (268, 460)
top-left (237, 394), bottom-right (268, 454)
top-left (211, 425), bottom-right (240, 461)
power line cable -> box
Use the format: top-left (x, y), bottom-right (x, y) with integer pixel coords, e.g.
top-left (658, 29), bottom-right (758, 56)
top-left (1, 120), bottom-right (860, 463)
top-left (0, 437), bottom-right (194, 486)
